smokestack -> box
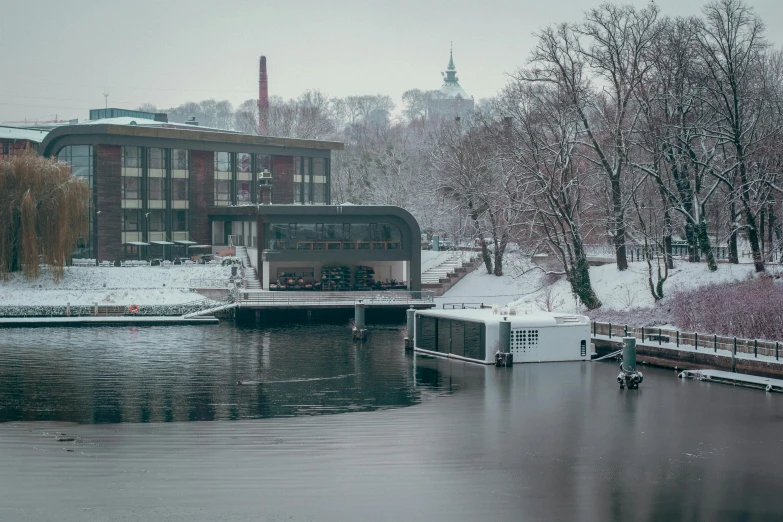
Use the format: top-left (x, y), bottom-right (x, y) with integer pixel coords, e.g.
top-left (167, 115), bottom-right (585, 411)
top-left (258, 56), bottom-right (269, 135)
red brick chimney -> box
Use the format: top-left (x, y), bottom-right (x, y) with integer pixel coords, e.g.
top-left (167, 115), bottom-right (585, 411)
top-left (258, 56), bottom-right (269, 135)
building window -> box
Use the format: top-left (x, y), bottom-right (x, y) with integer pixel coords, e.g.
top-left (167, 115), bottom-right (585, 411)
top-left (172, 149), bottom-right (188, 170)
top-left (237, 153), bottom-right (251, 174)
top-left (149, 178), bottom-right (166, 201)
top-left (148, 210), bottom-right (165, 232)
top-left (2, 142), bottom-right (8, 155)
top-left (214, 179), bottom-right (230, 201)
top-left (236, 180), bottom-right (251, 203)
top-left (172, 210), bottom-right (188, 231)
top-left (149, 148), bottom-right (165, 170)
top-left (122, 147), bottom-right (141, 168)
top-left (255, 154), bottom-right (271, 175)
top-left (123, 210), bottom-right (140, 231)
top-left (215, 152), bottom-right (231, 173)
top-left (313, 157), bottom-right (327, 204)
top-left (172, 178), bottom-right (188, 200)
top-left (123, 177), bottom-right (140, 200)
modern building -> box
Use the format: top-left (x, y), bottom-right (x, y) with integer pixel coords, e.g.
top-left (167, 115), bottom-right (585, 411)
top-left (34, 116), bottom-right (423, 290)
top-left (431, 46), bottom-right (474, 120)
top-left (0, 125), bottom-right (47, 160)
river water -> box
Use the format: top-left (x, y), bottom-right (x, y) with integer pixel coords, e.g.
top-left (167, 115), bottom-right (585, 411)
top-left (1, 324), bottom-right (783, 521)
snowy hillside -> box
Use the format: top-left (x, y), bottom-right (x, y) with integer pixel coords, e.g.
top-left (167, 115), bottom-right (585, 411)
top-left (440, 257), bottom-right (769, 325)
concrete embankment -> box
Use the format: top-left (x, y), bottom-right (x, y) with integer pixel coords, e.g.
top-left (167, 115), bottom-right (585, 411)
top-left (0, 316), bottom-right (220, 328)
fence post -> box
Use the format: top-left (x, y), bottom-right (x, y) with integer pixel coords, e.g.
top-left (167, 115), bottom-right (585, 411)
top-left (659, 328), bottom-right (662, 345)
top-left (734, 337), bottom-right (737, 355)
top-left (714, 334), bottom-right (717, 353)
top-left (754, 339), bottom-right (757, 358)
top-left (609, 323), bottom-right (612, 339)
top-left (593, 321), bottom-right (596, 336)
top-left (777, 342), bottom-right (779, 361)
top-left (676, 331), bottom-right (679, 347)
top-left (695, 332), bottom-right (698, 351)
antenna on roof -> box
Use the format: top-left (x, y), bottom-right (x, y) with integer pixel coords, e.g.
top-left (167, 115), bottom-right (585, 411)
top-left (103, 86), bottom-right (109, 109)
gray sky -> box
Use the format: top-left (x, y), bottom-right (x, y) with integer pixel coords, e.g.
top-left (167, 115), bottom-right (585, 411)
top-left (2, 0), bottom-right (781, 123)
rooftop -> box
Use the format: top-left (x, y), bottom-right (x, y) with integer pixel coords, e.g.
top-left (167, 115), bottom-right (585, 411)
top-left (0, 125), bottom-right (50, 143)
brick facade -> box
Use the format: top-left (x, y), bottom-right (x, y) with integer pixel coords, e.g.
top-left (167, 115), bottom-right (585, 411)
top-left (189, 150), bottom-right (215, 245)
top-left (272, 155), bottom-right (294, 204)
top-left (94, 145), bottom-right (123, 262)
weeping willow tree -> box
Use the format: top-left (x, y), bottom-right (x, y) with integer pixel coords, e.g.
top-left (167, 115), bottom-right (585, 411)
top-left (0, 151), bottom-right (89, 281)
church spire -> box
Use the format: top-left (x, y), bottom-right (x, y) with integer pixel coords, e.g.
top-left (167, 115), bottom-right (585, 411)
top-left (444, 43), bottom-right (458, 84)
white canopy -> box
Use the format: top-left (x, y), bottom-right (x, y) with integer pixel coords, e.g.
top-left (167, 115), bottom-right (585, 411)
top-left (150, 240), bottom-right (175, 245)
top-left (125, 241), bottom-right (150, 246)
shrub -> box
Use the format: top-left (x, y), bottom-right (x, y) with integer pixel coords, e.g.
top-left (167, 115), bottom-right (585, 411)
top-left (671, 275), bottom-right (783, 340)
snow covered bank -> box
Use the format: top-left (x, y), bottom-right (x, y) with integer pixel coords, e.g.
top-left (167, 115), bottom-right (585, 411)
top-left (438, 256), bottom-right (770, 327)
top-left (0, 265), bottom-right (231, 306)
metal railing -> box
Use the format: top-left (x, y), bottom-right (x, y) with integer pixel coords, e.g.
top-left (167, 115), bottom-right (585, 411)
top-left (592, 321), bottom-right (782, 361)
top-left (0, 296), bottom-right (233, 318)
top-left (235, 290), bottom-right (435, 307)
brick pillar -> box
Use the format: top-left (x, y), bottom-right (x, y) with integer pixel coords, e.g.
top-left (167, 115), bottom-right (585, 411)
top-left (271, 155), bottom-right (294, 204)
top-left (94, 145), bottom-right (123, 262)
top-left (189, 150), bottom-right (215, 245)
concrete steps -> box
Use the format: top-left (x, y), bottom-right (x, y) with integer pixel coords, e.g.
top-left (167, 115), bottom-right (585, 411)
top-left (235, 246), bottom-right (262, 290)
top-left (420, 253), bottom-right (479, 295)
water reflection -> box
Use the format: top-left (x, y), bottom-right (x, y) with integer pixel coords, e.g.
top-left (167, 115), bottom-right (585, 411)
top-left (0, 324), bottom-right (440, 424)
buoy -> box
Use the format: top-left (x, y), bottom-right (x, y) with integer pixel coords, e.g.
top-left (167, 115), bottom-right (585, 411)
top-left (129, 304), bottom-right (139, 314)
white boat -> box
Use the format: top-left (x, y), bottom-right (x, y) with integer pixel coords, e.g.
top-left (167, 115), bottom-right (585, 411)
top-left (413, 308), bottom-right (592, 365)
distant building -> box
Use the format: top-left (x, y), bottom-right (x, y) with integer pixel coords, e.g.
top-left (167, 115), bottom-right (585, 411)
top-left (0, 126), bottom-right (47, 160)
top-left (89, 108), bottom-right (168, 122)
top-left (431, 46), bottom-right (474, 120)
top-left (24, 110), bottom-right (422, 290)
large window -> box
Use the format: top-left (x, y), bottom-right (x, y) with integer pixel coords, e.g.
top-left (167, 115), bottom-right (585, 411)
top-left (264, 222), bottom-right (402, 249)
top-left (255, 154), bottom-right (271, 175)
top-left (149, 148), bottom-right (165, 170)
top-left (237, 152), bottom-right (251, 173)
top-left (172, 210), bottom-right (188, 232)
top-left (147, 210), bottom-right (165, 232)
top-left (214, 179), bottom-right (230, 201)
top-left (148, 178), bottom-right (166, 201)
top-left (313, 157), bottom-right (327, 204)
top-left (122, 177), bottom-right (140, 200)
top-left (236, 180), bottom-right (251, 203)
top-left (215, 152), bottom-right (231, 173)
top-left (122, 147), bottom-right (141, 168)
top-left (172, 178), bottom-right (188, 200)
top-left (122, 210), bottom-right (140, 231)
top-left (57, 145), bottom-right (93, 184)
top-left (172, 149), bottom-right (189, 170)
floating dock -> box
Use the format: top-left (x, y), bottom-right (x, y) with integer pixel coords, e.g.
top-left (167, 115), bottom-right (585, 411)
top-left (679, 369), bottom-right (783, 392)
top-left (0, 316), bottom-right (220, 328)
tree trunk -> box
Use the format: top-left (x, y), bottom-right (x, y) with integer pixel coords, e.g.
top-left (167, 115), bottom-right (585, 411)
top-left (480, 240), bottom-right (493, 275)
top-left (729, 200), bottom-right (739, 264)
top-left (696, 214), bottom-right (717, 272)
top-left (610, 176), bottom-right (628, 270)
top-left (568, 235), bottom-right (601, 310)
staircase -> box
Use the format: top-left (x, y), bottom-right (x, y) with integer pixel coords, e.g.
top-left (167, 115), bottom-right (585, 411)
top-left (421, 252), bottom-right (480, 296)
top-left (235, 246), bottom-right (262, 290)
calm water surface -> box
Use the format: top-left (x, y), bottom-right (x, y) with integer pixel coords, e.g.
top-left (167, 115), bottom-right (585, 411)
top-left (1, 323), bottom-right (783, 521)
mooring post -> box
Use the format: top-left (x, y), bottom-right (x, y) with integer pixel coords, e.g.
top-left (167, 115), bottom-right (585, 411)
top-left (624, 325), bottom-right (628, 337)
top-left (659, 328), bottom-right (662, 345)
top-left (66, 302), bottom-right (71, 318)
top-left (404, 306), bottom-right (415, 350)
top-left (495, 317), bottom-right (513, 367)
top-left (352, 300), bottom-right (367, 341)
top-left (641, 327), bottom-right (644, 342)
top-left (622, 337), bottom-right (636, 373)
top-left (732, 338), bottom-right (737, 373)
top-left (593, 321), bottom-right (596, 336)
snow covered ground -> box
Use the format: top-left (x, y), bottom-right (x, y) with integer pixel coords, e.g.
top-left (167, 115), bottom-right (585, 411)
top-left (438, 255), bottom-right (770, 325)
top-left (0, 265), bottom-right (231, 306)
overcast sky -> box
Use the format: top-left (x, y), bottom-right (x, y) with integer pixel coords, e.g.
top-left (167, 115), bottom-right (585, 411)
top-left (1, 0), bottom-right (781, 123)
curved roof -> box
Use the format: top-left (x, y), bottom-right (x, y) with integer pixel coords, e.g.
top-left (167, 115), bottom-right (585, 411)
top-left (39, 123), bottom-right (343, 158)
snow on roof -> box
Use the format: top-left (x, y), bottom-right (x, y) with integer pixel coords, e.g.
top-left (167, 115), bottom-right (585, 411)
top-left (439, 82), bottom-right (471, 100)
top-left (75, 117), bottom-right (240, 133)
top-left (0, 125), bottom-right (49, 143)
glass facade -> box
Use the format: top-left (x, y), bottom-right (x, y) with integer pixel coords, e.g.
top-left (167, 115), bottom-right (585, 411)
top-left (148, 178), bottom-right (166, 201)
top-left (56, 145), bottom-right (94, 258)
top-left (148, 210), bottom-right (165, 232)
top-left (172, 149), bottom-right (188, 170)
top-left (172, 178), bottom-right (188, 200)
top-left (265, 222), bottom-right (402, 250)
top-left (415, 316), bottom-right (486, 361)
top-left (122, 210), bottom-right (140, 231)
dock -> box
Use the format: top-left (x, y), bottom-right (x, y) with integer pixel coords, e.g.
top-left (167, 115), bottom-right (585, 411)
top-left (0, 316), bottom-right (220, 328)
top-left (234, 290), bottom-right (436, 310)
top-left (679, 369), bottom-right (783, 392)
